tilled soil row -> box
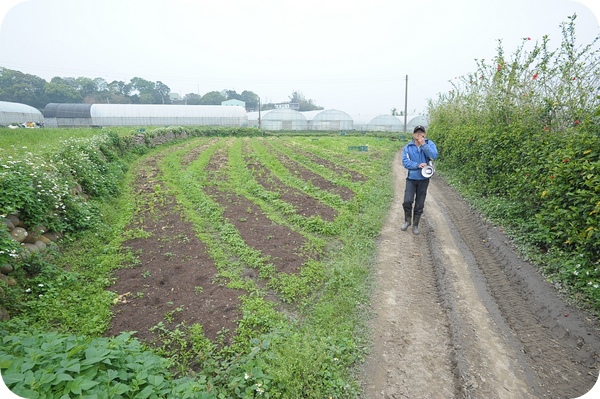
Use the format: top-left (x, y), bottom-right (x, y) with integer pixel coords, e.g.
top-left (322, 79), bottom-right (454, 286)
top-left (107, 138), bottom-right (354, 347)
top-left (107, 152), bottom-right (243, 345)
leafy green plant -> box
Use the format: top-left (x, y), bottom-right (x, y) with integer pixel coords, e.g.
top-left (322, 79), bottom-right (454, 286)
top-left (0, 331), bottom-right (215, 399)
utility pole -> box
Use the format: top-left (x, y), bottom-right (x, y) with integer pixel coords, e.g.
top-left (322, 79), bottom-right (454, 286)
top-left (403, 75), bottom-right (408, 133)
top-left (258, 97), bottom-right (262, 130)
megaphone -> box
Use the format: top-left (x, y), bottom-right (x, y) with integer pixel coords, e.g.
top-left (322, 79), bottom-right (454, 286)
top-left (421, 161), bottom-right (435, 178)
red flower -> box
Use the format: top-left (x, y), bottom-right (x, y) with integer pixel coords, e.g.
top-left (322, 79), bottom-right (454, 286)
top-left (543, 126), bottom-right (549, 131)
top-left (497, 65), bottom-right (502, 71)
top-left (527, 37), bottom-right (531, 40)
top-left (563, 158), bottom-right (569, 163)
top-left (574, 119), bottom-right (580, 125)
top-left (550, 175), bottom-right (555, 179)
top-left (532, 73), bottom-right (538, 80)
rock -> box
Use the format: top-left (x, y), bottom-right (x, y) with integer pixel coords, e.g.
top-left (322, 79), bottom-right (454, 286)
top-left (10, 227), bottom-right (28, 243)
top-left (7, 277), bottom-right (16, 286)
top-left (24, 231), bottom-right (41, 244)
top-left (34, 240), bottom-right (46, 251)
top-left (0, 264), bottom-right (13, 275)
top-left (3, 218), bottom-right (15, 230)
top-left (42, 232), bottom-right (59, 242)
top-left (8, 214), bottom-right (22, 227)
top-left (38, 235), bottom-right (52, 245)
top-left (0, 307), bottom-right (10, 321)
top-left (23, 243), bottom-right (39, 254)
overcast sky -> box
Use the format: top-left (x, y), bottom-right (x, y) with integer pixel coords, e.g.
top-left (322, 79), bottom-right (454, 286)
top-left (0, 0), bottom-right (598, 116)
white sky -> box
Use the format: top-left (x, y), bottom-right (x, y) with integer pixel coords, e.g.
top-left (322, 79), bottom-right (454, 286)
top-left (0, 0), bottom-right (598, 116)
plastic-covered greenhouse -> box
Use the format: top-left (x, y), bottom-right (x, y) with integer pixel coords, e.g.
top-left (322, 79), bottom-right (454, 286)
top-left (365, 114), bottom-right (405, 132)
top-left (301, 109), bottom-right (353, 131)
top-left (43, 103), bottom-right (248, 127)
top-left (252, 109), bottom-right (308, 131)
top-left (406, 115), bottom-right (429, 132)
top-left (0, 101), bottom-right (44, 126)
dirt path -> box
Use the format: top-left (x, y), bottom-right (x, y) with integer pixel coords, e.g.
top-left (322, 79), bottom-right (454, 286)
top-left (362, 151), bottom-right (599, 398)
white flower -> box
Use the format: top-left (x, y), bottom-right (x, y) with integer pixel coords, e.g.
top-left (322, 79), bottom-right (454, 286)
top-left (244, 373), bottom-right (250, 380)
top-left (25, 288), bottom-right (31, 293)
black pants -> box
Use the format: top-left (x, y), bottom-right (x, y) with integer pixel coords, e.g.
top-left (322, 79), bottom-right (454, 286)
top-left (402, 178), bottom-right (430, 217)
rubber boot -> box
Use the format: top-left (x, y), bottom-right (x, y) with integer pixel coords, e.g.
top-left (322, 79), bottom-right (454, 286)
top-left (412, 215), bottom-right (421, 235)
top-left (400, 212), bottom-right (411, 231)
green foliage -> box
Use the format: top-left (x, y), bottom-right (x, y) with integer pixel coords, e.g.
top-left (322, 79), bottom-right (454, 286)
top-left (0, 331), bottom-right (214, 399)
top-left (428, 14), bottom-right (600, 310)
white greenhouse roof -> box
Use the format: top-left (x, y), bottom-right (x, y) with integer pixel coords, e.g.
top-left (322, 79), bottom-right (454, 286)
top-left (0, 101), bottom-right (44, 125)
top-left (0, 101), bottom-right (42, 114)
top-left (261, 108), bottom-right (307, 121)
top-left (300, 109), bottom-right (352, 121)
top-left (90, 104), bottom-right (247, 118)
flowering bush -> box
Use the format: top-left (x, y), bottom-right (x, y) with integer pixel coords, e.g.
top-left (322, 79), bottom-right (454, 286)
top-left (428, 14), bottom-right (600, 310)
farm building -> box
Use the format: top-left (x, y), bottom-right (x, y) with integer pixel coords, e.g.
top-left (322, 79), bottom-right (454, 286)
top-left (221, 99), bottom-right (245, 108)
top-left (247, 109), bottom-right (308, 131)
top-left (43, 103), bottom-right (248, 128)
top-left (301, 109), bottom-right (353, 131)
top-left (0, 101), bottom-right (44, 126)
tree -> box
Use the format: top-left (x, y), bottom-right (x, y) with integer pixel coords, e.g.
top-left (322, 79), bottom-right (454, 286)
top-left (199, 91), bottom-right (226, 105)
top-left (75, 77), bottom-right (97, 98)
top-left (155, 81), bottom-right (171, 104)
top-left (130, 77), bottom-right (157, 103)
top-left (289, 90), bottom-right (324, 111)
top-left (0, 68), bottom-right (48, 109)
top-left (44, 81), bottom-right (83, 103)
top-left (225, 90), bottom-right (242, 100)
top-left (240, 90), bottom-right (260, 111)
top-left (183, 93), bottom-right (202, 105)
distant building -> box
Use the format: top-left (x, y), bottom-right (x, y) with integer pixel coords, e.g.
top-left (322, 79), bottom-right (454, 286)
top-left (222, 99), bottom-right (245, 107)
top-left (169, 93), bottom-right (181, 101)
top-left (274, 102), bottom-right (299, 110)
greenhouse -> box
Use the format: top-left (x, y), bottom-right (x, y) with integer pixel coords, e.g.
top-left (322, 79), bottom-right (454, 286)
top-left (248, 109), bottom-right (308, 131)
top-left (301, 109), bottom-right (353, 131)
top-left (406, 115), bottom-right (429, 132)
top-left (43, 103), bottom-right (248, 127)
top-left (0, 101), bottom-right (44, 127)
top-left (365, 114), bottom-right (405, 132)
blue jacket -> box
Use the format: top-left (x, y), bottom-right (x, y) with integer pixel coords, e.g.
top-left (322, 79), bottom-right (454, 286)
top-left (402, 139), bottom-right (438, 180)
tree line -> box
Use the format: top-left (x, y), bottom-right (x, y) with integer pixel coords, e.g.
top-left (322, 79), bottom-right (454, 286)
top-left (0, 67), bottom-right (323, 112)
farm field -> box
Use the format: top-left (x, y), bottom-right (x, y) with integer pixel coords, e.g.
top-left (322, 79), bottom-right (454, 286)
top-left (107, 135), bottom-right (599, 398)
top-left (1, 131), bottom-right (598, 398)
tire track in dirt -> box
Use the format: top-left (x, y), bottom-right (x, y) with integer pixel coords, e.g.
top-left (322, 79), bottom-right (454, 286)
top-left (428, 179), bottom-right (599, 398)
top-left (363, 151), bottom-right (599, 398)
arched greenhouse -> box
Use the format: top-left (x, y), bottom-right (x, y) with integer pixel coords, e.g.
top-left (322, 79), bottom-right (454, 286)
top-left (248, 109), bottom-right (308, 131)
top-left (0, 101), bottom-right (44, 126)
top-left (301, 109), bottom-right (353, 131)
top-left (366, 114), bottom-right (404, 132)
top-left (406, 115), bottom-right (429, 132)
top-left (43, 103), bottom-right (248, 127)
